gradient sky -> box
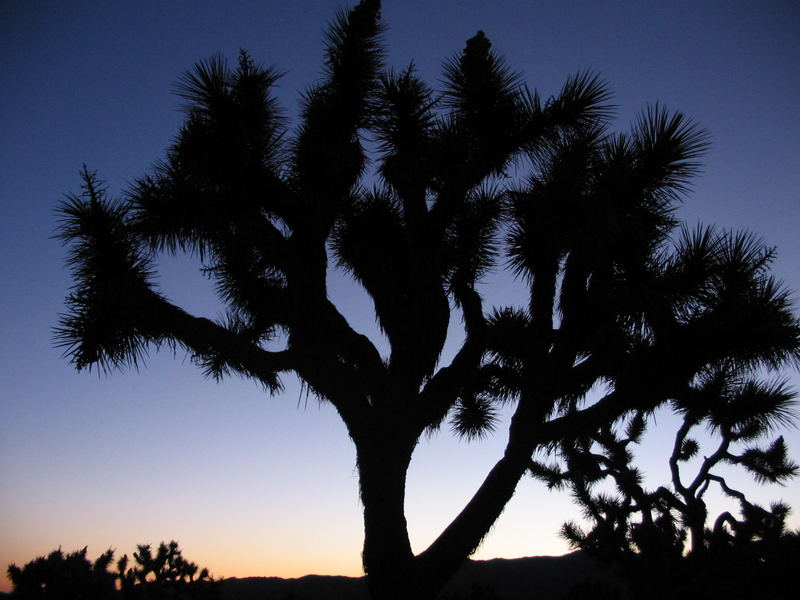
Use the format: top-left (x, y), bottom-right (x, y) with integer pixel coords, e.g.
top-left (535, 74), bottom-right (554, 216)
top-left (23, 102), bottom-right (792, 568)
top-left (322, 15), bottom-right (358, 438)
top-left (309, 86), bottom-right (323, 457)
top-left (2, 0), bottom-right (799, 592)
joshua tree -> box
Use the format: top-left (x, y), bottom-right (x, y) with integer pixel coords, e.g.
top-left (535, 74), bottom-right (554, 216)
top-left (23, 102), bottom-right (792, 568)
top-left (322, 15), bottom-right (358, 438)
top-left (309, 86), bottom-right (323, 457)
top-left (116, 541), bottom-right (218, 599)
top-left (55, 1), bottom-right (799, 598)
top-left (532, 351), bottom-right (798, 598)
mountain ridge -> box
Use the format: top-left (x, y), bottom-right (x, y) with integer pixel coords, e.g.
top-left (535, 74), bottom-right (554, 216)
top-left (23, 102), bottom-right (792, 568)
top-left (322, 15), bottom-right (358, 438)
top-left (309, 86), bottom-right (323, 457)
top-left (221, 551), bottom-right (618, 599)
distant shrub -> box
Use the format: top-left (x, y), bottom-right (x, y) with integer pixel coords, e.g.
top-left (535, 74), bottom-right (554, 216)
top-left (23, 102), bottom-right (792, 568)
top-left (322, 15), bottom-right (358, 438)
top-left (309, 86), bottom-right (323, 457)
top-left (7, 547), bottom-right (116, 599)
top-left (7, 541), bottom-right (220, 600)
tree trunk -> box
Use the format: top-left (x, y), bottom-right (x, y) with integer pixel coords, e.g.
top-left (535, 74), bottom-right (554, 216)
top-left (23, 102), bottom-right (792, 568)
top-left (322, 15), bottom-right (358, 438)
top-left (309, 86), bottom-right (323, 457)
top-left (357, 432), bottom-right (422, 600)
top-left (355, 400), bottom-right (548, 599)
top-left (684, 497), bottom-right (708, 556)
top-left (414, 445), bottom-right (533, 597)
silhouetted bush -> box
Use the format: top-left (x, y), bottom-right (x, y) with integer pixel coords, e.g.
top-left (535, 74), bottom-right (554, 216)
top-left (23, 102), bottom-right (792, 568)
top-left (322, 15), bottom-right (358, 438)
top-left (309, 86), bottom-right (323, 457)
top-left (7, 542), bottom-right (220, 600)
top-left (7, 547), bottom-right (116, 599)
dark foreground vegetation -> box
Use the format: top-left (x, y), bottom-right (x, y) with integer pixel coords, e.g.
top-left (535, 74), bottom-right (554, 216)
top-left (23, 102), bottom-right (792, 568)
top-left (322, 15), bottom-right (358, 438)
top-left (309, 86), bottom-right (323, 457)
top-left (0, 551), bottom-right (619, 600)
top-left (54, 0), bottom-right (800, 598)
top-left (6, 542), bottom-right (220, 600)
top-left (7, 542), bottom-right (798, 599)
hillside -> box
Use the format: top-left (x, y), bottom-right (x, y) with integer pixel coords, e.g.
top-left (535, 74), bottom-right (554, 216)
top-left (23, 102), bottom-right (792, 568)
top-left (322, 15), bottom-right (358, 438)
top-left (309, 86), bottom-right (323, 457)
top-left (221, 552), bottom-right (619, 600)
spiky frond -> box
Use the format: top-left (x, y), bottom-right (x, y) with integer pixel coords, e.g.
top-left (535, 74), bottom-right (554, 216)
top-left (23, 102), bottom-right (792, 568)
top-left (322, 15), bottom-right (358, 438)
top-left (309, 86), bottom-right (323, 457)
top-left (678, 438), bottom-right (700, 462)
top-left (485, 307), bottom-right (530, 367)
top-left (439, 30), bottom-right (528, 179)
top-left (450, 395), bottom-right (498, 440)
top-left (375, 64), bottom-right (436, 206)
top-left (560, 521), bottom-right (588, 549)
top-left (55, 168), bottom-right (161, 371)
top-left (660, 225), bottom-right (726, 322)
top-left (662, 228), bottom-right (800, 372)
top-left (708, 377), bottom-right (796, 440)
top-left (331, 187), bottom-right (407, 316)
top-left (130, 51), bottom-right (287, 258)
top-left (507, 125), bottom-right (604, 281)
top-left (624, 411), bottom-right (648, 443)
top-left (445, 187), bottom-right (503, 294)
top-left (442, 30), bottom-right (521, 119)
top-left (174, 53), bottom-right (228, 113)
top-left (735, 437), bottom-right (799, 484)
top-left (321, 0), bottom-right (384, 99)
top-left (293, 0), bottom-right (384, 203)
top-left (473, 362), bottom-right (522, 404)
top-left (529, 460), bottom-right (568, 490)
top-left (631, 103), bottom-right (709, 200)
top-left (192, 309), bottom-right (279, 385)
top-left (541, 71), bottom-right (615, 133)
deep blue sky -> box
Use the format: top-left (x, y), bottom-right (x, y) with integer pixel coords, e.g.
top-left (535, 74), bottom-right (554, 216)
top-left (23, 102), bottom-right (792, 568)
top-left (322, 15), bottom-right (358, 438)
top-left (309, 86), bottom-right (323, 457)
top-left (1, 0), bottom-right (799, 588)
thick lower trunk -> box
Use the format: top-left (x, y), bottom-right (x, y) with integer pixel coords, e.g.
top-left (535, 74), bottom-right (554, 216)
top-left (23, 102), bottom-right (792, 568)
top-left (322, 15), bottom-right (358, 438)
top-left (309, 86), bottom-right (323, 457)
top-left (355, 401), bottom-right (546, 599)
top-left (357, 435), bottom-right (421, 600)
top-left (685, 499), bottom-right (708, 556)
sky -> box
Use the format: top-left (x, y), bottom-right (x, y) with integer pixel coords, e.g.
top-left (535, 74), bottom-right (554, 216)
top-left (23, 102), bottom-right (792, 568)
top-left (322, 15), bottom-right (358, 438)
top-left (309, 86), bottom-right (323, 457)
top-left (1, 0), bottom-right (799, 591)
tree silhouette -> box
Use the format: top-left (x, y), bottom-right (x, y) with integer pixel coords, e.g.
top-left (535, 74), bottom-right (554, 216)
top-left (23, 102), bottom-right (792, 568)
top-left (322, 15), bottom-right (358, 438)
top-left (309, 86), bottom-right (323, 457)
top-left (531, 351), bottom-right (799, 598)
top-left (55, 1), bottom-right (800, 598)
top-left (116, 541), bottom-right (218, 600)
top-left (7, 547), bottom-right (116, 599)
top-left (7, 542), bottom-right (219, 600)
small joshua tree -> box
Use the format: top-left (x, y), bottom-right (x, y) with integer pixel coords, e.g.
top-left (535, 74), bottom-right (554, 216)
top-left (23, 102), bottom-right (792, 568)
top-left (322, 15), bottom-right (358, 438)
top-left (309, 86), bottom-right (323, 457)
top-left (116, 541), bottom-right (218, 599)
top-left (532, 352), bottom-right (799, 598)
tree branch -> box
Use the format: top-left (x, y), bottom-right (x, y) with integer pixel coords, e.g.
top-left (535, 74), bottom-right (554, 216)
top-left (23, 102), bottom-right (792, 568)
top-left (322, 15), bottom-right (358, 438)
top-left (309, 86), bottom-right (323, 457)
top-left (143, 289), bottom-right (294, 391)
top-left (669, 415), bottom-right (693, 497)
top-left (417, 284), bottom-right (487, 430)
top-left (707, 474), bottom-right (747, 505)
top-left (687, 428), bottom-right (732, 495)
